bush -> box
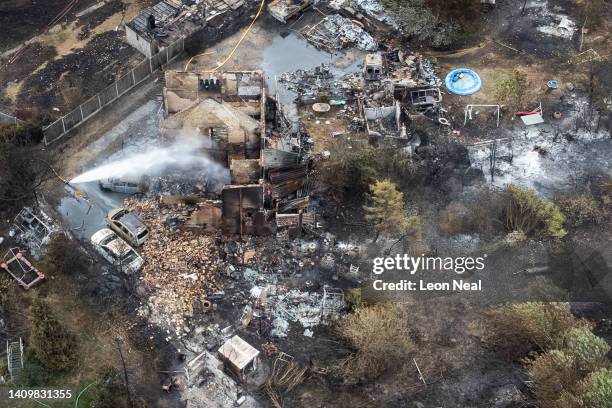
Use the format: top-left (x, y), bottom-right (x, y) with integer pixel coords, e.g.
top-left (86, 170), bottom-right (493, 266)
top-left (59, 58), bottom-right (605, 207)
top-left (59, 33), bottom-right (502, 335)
top-left (438, 203), bottom-right (469, 236)
top-left (28, 299), bottom-right (78, 372)
top-left (560, 328), bottom-right (610, 373)
top-left (43, 235), bottom-right (90, 276)
top-left (581, 368), bottom-right (612, 408)
top-left (20, 357), bottom-right (51, 387)
top-left (338, 303), bottom-right (414, 380)
top-left (381, 0), bottom-right (476, 49)
top-left (494, 70), bottom-right (529, 110)
top-left (528, 330), bottom-right (610, 408)
top-left (503, 185), bottom-right (567, 238)
top-left (91, 367), bottom-right (128, 408)
top-left (486, 303), bottom-right (589, 359)
top-left (529, 350), bottom-right (580, 407)
top-left (527, 276), bottom-right (569, 302)
top-left (0, 121), bottom-right (44, 145)
top-left (557, 193), bottom-right (605, 228)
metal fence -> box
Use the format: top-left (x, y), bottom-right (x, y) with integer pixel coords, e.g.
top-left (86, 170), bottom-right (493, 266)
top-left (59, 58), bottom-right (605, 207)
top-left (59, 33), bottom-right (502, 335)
top-left (0, 111), bottom-right (20, 124)
top-left (43, 37), bottom-right (185, 145)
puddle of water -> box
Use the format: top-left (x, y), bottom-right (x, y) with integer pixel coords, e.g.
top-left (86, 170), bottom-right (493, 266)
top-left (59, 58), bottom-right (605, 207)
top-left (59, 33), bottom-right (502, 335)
top-left (58, 195), bottom-right (106, 240)
top-left (58, 183), bottom-right (127, 240)
top-left (260, 34), bottom-right (337, 85)
top-left (260, 32), bottom-right (364, 124)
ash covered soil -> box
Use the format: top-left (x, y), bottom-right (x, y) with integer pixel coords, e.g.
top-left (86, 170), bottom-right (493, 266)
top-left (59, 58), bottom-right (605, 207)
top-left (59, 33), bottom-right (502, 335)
top-left (0, 0), bottom-right (93, 51)
top-left (0, 0), bottom-right (142, 116)
top-left (18, 30), bottom-right (138, 111)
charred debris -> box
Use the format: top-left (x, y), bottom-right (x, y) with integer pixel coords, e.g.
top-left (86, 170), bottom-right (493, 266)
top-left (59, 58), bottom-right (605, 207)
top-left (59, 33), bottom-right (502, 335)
top-left (2, 2), bottom-right (449, 406)
top-left (153, 44), bottom-right (442, 237)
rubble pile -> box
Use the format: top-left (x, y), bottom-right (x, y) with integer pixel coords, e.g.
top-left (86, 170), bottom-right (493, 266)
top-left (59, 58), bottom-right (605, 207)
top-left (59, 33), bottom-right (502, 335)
top-left (303, 14), bottom-right (377, 51)
top-left (419, 57), bottom-right (441, 87)
top-left (146, 170), bottom-right (227, 198)
top-left (350, 0), bottom-right (398, 28)
top-left (221, 234), bottom-right (358, 338)
top-left (278, 63), bottom-right (362, 105)
top-left (124, 198), bottom-right (222, 337)
top-left (324, 14), bottom-right (378, 51)
top-left (268, 288), bottom-right (345, 337)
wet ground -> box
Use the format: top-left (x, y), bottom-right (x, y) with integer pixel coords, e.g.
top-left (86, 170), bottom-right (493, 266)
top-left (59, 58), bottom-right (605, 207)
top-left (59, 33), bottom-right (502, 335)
top-left (59, 98), bottom-right (162, 240)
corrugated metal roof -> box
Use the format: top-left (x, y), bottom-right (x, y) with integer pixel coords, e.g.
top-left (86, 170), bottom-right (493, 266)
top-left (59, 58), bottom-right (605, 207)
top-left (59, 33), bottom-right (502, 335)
top-left (129, 0), bottom-right (180, 34)
top-left (268, 166), bottom-right (308, 184)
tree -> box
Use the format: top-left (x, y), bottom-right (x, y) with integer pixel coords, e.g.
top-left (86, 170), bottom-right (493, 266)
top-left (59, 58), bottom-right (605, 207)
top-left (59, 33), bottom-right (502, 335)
top-left (338, 303), bottom-right (414, 381)
top-left (0, 122), bottom-right (52, 217)
top-left (318, 141), bottom-right (382, 209)
top-left (503, 184), bottom-right (567, 238)
top-left (28, 299), bottom-right (78, 372)
top-left (381, 0), bottom-right (475, 49)
top-left (364, 179), bottom-right (417, 241)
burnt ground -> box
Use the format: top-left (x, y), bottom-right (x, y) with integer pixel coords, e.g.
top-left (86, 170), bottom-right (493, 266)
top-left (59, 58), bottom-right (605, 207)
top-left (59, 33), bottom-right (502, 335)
top-left (0, 2), bottom-right (609, 407)
top-left (489, 0), bottom-right (580, 59)
top-left (77, 0), bottom-right (126, 39)
top-left (17, 30), bottom-right (138, 113)
top-left (0, 0), bottom-right (147, 118)
top-left (0, 0), bottom-right (95, 51)
top-left (0, 42), bottom-right (57, 115)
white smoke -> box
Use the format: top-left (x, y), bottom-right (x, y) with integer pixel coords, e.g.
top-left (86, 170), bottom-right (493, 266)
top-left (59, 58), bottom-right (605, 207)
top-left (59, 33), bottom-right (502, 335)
top-left (70, 133), bottom-right (229, 184)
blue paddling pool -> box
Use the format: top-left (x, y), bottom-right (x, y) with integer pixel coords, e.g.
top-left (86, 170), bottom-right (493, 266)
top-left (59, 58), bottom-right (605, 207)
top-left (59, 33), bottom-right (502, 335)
top-left (445, 68), bottom-right (481, 96)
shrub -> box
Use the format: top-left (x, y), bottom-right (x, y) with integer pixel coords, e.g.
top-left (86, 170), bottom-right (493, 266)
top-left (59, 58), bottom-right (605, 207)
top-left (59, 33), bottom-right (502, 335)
top-left (438, 203), bottom-right (469, 236)
top-left (345, 288), bottom-right (362, 310)
top-left (338, 303), bottom-right (414, 380)
top-left (494, 70), bottom-right (528, 110)
top-left (503, 185), bottom-right (566, 238)
top-left (91, 367), bottom-right (128, 408)
top-left (581, 368), bottom-right (612, 408)
top-left (560, 328), bottom-right (610, 373)
top-left (557, 193), bottom-right (605, 228)
top-left (43, 235), bottom-right (90, 276)
top-left (486, 303), bottom-right (589, 359)
top-left (0, 121), bottom-right (44, 145)
top-left (527, 276), bottom-right (569, 302)
top-left (529, 331), bottom-right (611, 408)
top-left (529, 350), bottom-right (579, 407)
top-left (20, 357), bottom-right (51, 387)
top-left (28, 299), bottom-right (78, 372)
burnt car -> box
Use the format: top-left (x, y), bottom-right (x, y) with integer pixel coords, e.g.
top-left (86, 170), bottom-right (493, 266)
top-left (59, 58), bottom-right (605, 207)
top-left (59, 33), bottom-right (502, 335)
top-left (98, 177), bottom-right (144, 194)
top-left (91, 228), bottom-right (144, 274)
top-left (106, 208), bottom-right (149, 247)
